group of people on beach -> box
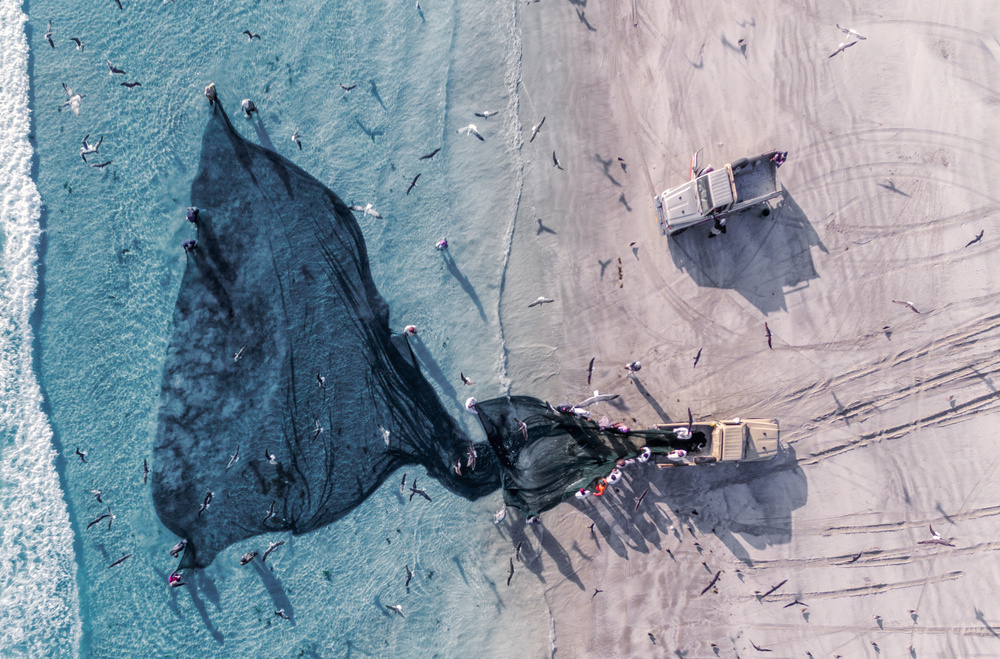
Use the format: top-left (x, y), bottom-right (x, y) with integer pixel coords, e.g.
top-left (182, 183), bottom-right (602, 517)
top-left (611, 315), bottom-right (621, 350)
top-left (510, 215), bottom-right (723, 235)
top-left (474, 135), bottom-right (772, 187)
top-left (576, 446), bottom-right (653, 499)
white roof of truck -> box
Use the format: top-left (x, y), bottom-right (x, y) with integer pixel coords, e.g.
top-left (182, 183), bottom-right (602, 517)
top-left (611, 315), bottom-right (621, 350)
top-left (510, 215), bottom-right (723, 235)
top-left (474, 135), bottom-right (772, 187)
top-left (659, 180), bottom-right (701, 225)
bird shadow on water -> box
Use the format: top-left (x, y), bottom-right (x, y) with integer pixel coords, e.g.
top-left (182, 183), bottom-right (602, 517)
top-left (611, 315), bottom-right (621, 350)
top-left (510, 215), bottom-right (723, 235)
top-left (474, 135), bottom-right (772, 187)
top-left (441, 250), bottom-right (487, 321)
top-left (668, 191), bottom-right (826, 314)
top-left (574, 444), bottom-right (807, 566)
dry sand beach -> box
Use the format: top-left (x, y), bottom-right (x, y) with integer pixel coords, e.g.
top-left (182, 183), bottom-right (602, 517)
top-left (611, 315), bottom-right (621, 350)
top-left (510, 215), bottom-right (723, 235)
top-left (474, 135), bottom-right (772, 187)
top-left (500, 0), bottom-right (1000, 656)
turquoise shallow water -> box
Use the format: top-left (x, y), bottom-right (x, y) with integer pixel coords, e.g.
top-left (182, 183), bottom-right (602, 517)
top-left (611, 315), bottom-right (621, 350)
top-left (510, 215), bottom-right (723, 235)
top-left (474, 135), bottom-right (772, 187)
top-left (22, 0), bottom-right (550, 655)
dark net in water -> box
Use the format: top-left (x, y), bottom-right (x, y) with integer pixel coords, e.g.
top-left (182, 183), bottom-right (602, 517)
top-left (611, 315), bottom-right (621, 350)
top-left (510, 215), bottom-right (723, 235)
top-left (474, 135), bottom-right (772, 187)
top-left (153, 104), bottom-right (499, 569)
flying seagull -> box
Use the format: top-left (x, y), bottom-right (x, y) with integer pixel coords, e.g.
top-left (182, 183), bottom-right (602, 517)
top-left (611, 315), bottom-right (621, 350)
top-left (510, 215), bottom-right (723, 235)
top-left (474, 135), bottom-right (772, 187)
top-left (106, 59), bottom-right (126, 75)
top-left (407, 173), bottom-right (420, 195)
top-left (265, 448), bottom-right (277, 464)
top-left (87, 510), bottom-right (112, 530)
top-left (749, 639), bottom-right (772, 652)
top-left (262, 540), bottom-right (285, 562)
top-left (474, 110), bottom-right (498, 119)
top-left (784, 598), bottom-right (808, 608)
top-left (576, 391), bottom-right (619, 407)
top-left (111, 0), bottom-right (122, 9)
top-left (59, 83), bottom-right (85, 116)
top-left (45, 21), bottom-right (54, 48)
top-left (80, 134), bottom-right (103, 161)
top-left (966, 230), bottom-right (984, 247)
top-left (700, 570), bottom-right (721, 595)
top-left (75, 447), bottom-right (88, 463)
top-left (405, 564), bottom-right (413, 588)
top-left (592, 588), bottom-right (603, 598)
top-left (530, 116), bottom-right (545, 142)
top-left (340, 83), bottom-right (357, 92)
top-left (262, 500), bottom-right (276, 524)
top-left (108, 554), bottom-right (131, 569)
top-left (69, 37), bottom-right (84, 51)
top-left (291, 128), bottom-right (301, 150)
top-left (460, 372), bottom-right (474, 386)
top-left (552, 151), bottom-right (564, 170)
top-left (120, 81), bottom-right (141, 89)
top-left (274, 609), bottom-right (291, 620)
top-left (348, 203), bottom-right (383, 219)
top-left (918, 524), bottom-right (955, 547)
top-left (836, 23), bottom-right (866, 40)
top-left (527, 296), bottom-right (554, 307)
top-left (386, 604), bottom-right (405, 618)
top-left (764, 322), bottom-right (773, 349)
top-left (693, 347), bottom-right (702, 368)
top-left (143, 458), bottom-right (149, 484)
top-left (90, 160), bottom-right (112, 170)
top-left (633, 487), bottom-right (648, 512)
top-left (242, 30), bottom-right (261, 40)
top-left (239, 551), bottom-right (258, 565)
top-left (226, 446), bottom-right (240, 468)
top-left (507, 557), bottom-right (515, 586)
top-left (760, 579), bottom-right (787, 600)
top-left (892, 299), bottom-right (921, 314)
top-left (90, 489), bottom-right (103, 503)
top-left (457, 124), bottom-right (484, 141)
top-left (409, 481), bottom-right (431, 502)
top-left (586, 357), bottom-right (595, 385)
top-left (829, 40), bottom-right (858, 58)
top-left (419, 147), bottom-right (441, 160)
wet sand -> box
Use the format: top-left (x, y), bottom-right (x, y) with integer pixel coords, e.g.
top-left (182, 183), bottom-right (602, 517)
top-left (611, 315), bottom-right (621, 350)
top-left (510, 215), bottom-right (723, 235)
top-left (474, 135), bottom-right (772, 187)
top-left (502, 0), bottom-right (1000, 655)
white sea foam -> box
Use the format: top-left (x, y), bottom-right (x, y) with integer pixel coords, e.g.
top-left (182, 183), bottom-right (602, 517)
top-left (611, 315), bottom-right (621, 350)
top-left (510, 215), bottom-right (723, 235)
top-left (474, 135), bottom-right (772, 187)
top-left (0, 2), bottom-right (82, 656)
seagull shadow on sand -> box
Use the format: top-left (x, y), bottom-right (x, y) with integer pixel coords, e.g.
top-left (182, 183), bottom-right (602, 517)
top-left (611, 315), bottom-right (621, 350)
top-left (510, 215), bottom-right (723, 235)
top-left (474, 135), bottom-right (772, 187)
top-left (575, 8), bottom-right (597, 31)
top-left (668, 191), bottom-right (825, 314)
top-left (536, 218), bottom-right (557, 235)
top-left (595, 154), bottom-right (622, 186)
top-left (441, 250), bottom-right (487, 321)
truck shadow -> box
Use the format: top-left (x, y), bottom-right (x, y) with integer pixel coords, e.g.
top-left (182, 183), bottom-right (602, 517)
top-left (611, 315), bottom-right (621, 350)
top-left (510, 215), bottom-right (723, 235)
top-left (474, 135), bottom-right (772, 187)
top-left (574, 444), bottom-right (807, 565)
top-left (666, 191), bottom-right (827, 314)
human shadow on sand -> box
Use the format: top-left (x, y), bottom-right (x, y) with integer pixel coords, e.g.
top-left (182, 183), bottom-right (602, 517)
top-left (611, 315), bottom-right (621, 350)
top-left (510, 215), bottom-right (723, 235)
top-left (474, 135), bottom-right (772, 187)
top-left (667, 192), bottom-right (826, 314)
top-left (574, 444), bottom-right (807, 565)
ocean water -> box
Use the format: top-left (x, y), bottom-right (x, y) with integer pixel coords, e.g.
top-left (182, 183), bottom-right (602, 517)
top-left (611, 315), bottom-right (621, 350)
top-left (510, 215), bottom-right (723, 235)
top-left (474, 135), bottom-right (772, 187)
top-left (10, 0), bottom-right (551, 655)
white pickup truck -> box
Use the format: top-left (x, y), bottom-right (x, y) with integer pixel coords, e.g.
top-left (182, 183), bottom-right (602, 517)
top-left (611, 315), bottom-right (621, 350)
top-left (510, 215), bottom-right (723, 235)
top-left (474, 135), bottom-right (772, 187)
top-left (654, 151), bottom-right (785, 235)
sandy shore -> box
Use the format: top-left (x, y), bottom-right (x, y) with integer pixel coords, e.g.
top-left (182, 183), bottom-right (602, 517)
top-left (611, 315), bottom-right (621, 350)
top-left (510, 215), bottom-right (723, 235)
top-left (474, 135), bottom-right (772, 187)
top-left (501, 0), bottom-right (1000, 656)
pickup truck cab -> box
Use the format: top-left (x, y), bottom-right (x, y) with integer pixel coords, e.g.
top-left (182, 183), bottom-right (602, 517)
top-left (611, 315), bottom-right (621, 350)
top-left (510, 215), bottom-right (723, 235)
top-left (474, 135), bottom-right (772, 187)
top-left (654, 151), bottom-right (784, 235)
top-left (649, 417), bottom-right (779, 466)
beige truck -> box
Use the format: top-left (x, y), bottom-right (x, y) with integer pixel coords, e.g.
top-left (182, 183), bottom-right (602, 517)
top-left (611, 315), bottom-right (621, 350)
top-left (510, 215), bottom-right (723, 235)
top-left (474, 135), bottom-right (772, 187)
top-left (649, 417), bottom-right (779, 467)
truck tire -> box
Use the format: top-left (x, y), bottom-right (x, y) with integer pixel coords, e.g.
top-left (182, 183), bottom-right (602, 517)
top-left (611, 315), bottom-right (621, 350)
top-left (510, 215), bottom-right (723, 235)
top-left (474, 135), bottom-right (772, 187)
top-left (760, 207), bottom-right (771, 218)
top-left (731, 157), bottom-right (750, 171)
top-left (671, 227), bottom-right (689, 236)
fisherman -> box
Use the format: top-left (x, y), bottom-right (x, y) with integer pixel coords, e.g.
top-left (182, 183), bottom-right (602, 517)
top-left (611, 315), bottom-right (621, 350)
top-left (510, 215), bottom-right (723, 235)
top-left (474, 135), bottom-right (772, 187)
top-left (204, 83), bottom-right (217, 107)
top-left (186, 207), bottom-right (199, 224)
top-left (708, 215), bottom-right (727, 238)
top-left (611, 422), bottom-right (631, 434)
top-left (676, 426), bottom-right (692, 440)
top-left (606, 468), bottom-right (623, 485)
top-left (575, 488), bottom-right (591, 500)
top-left (182, 239), bottom-right (197, 253)
top-left (241, 98), bottom-right (258, 118)
top-left (637, 446), bottom-right (652, 463)
top-left (435, 238), bottom-right (448, 250)
top-left (624, 360), bottom-right (642, 373)
top-left (465, 397), bottom-right (478, 414)
top-left (403, 325), bottom-right (418, 336)
top-left (666, 449), bottom-right (688, 462)
top-left (593, 479), bottom-right (607, 496)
